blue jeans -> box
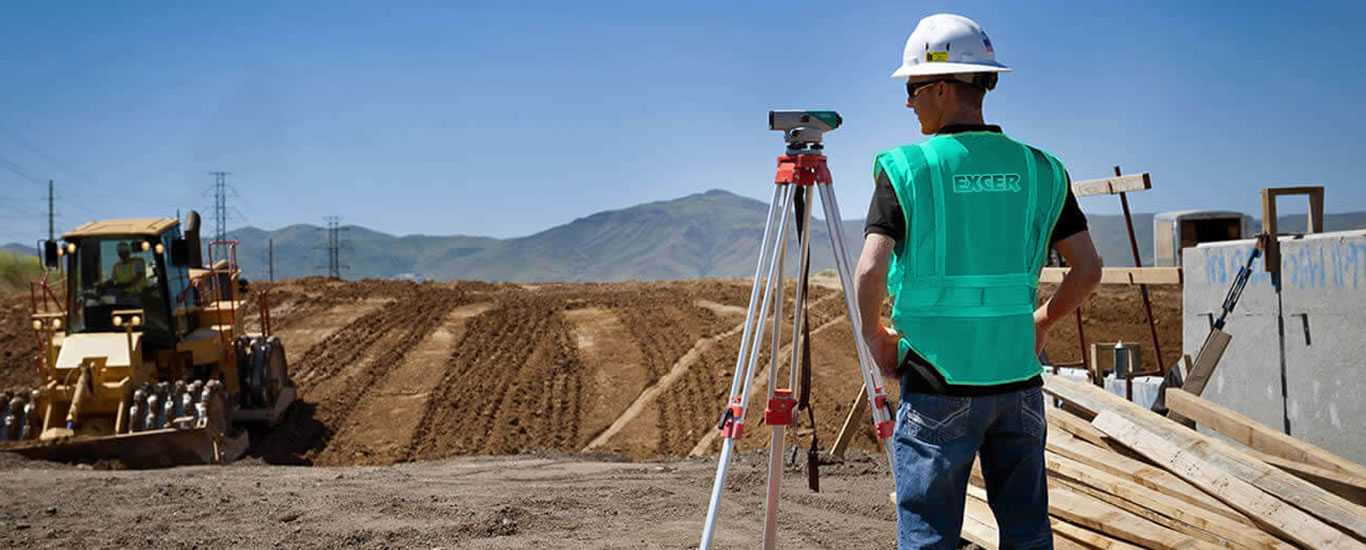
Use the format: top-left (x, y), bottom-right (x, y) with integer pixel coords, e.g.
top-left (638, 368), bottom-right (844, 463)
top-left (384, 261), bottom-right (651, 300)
top-left (893, 387), bottom-right (1051, 550)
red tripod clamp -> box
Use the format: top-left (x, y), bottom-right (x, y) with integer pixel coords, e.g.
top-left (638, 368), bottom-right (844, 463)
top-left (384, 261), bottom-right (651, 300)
top-left (764, 390), bottom-right (795, 426)
top-left (873, 393), bottom-right (895, 439)
top-left (718, 397), bottom-right (746, 440)
top-left (774, 154), bottom-right (831, 187)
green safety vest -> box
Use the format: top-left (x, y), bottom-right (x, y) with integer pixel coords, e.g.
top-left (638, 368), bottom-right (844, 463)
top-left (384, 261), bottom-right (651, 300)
top-left (113, 259), bottom-right (145, 292)
top-left (875, 131), bottom-right (1068, 385)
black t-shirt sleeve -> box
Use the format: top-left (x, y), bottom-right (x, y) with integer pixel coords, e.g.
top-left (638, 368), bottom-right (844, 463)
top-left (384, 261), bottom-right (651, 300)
top-left (1048, 173), bottom-right (1088, 244)
top-left (864, 166), bottom-right (905, 241)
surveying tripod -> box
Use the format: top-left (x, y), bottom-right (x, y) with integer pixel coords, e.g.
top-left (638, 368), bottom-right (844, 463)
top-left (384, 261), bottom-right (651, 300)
top-left (698, 111), bottom-right (898, 549)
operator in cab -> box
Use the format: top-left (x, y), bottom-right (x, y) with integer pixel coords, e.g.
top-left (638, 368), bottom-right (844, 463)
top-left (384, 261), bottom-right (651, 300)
top-left (110, 241), bottom-right (147, 293)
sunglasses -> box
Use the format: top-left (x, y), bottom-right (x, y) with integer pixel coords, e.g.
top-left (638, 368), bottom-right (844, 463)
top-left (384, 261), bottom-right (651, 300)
top-left (906, 79), bottom-right (947, 99)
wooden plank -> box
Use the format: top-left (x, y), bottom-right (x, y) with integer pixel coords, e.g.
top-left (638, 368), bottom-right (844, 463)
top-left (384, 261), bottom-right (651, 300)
top-left (1047, 484), bottom-right (1222, 549)
top-left (1049, 477), bottom-right (1234, 549)
top-left (1246, 448), bottom-right (1366, 507)
top-left (962, 512), bottom-right (1001, 549)
top-left (830, 382), bottom-right (866, 458)
top-left (1167, 388), bottom-right (1366, 480)
top-left (1046, 407), bottom-right (1116, 451)
top-left (1180, 329), bottom-right (1233, 396)
top-left (1046, 374), bottom-right (1366, 540)
top-left (965, 484), bottom-right (1098, 550)
top-left (1047, 427), bottom-right (1253, 526)
top-left (1168, 329), bottom-right (1232, 425)
top-left (1051, 518), bottom-right (1146, 550)
top-left (1093, 410), bottom-right (1366, 550)
top-left (1072, 173), bottom-right (1152, 197)
top-left (1040, 266), bottom-right (1183, 286)
top-left (963, 487), bottom-right (1001, 550)
top-left (1046, 451), bottom-right (1295, 549)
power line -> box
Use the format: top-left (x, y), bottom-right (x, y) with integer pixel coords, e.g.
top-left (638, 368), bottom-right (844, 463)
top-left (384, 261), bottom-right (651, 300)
top-left (0, 151), bottom-right (44, 184)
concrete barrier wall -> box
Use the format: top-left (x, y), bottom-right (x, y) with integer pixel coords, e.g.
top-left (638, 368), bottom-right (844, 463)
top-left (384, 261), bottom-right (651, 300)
top-left (1183, 230), bottom-right (1366, 464)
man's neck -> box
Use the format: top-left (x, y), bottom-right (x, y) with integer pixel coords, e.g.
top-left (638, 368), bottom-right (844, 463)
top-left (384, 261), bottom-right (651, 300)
top-left (937, 104), bottom-right (984, 129)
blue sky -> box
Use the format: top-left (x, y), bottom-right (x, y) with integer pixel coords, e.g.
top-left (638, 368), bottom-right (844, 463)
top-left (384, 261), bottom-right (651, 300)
top-left (1, 0), bottom-right (1363, 247)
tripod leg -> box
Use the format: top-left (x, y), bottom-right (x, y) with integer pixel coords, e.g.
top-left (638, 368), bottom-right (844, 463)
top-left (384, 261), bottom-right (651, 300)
top-left (701, 183), bottom-right (796, 550)
top-left (761, 185), bottom-right (813, 550)
top-left (815, 183), bottom-right (899, 481)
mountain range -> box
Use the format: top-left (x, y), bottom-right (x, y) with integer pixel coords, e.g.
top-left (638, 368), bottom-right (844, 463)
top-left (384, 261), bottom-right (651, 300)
top-left (5, 190), bottom-right (1365, 282)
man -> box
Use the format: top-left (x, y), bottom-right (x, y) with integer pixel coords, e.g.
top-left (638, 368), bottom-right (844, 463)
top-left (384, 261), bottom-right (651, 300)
top-left (854, 14), bottom-right (1103, 549)
top-left (111, 241), bottom-right (147, 293)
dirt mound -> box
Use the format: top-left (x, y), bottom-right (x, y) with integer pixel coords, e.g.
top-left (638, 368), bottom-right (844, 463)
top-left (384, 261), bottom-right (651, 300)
top-left (0, 292), bottom-right (40, 391)
top-left (0, 277), bottom-right (1182, 467)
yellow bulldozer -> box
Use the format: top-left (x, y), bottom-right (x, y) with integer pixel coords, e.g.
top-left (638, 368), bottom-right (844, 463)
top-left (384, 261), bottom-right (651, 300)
top-left (0, 211), bottom-right (294, 467)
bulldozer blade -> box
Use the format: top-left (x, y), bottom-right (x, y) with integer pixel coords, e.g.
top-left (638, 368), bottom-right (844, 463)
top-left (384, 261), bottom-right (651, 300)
top-left (232, 385), bottom-right (296, 426)
top-left (0, 427), bottom-right (249, 468)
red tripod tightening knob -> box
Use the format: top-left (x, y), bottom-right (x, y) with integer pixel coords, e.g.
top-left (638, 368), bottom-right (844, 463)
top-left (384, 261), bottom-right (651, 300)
top-left (765, 390), bottom-right (795, 426)
top-left (774, 154), bottom-right (832, 187)
top-left (873, 394), bottom-right (895, 439)
top-left (718, 397), bottom-right (746, 440)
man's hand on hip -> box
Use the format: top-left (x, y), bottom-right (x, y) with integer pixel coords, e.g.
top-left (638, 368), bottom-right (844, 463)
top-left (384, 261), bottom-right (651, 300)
top-left (866, 324), bottom-right (901, 378)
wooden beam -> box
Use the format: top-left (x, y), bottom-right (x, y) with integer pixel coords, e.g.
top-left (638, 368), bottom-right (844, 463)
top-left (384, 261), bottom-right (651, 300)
top-left (1246, 448), bottom-right (1366, 507)
top-left (1050, 518), bottom-right (1145, 550)
top-left (1045, 374), bottom-right (1366, 540)
top-left (1046, 427), bottom-right (1253, 525)
top-left (1046, 450), bottom-right (1295, 549)
top-left (1168, 330), bottom-right (1233, 426)
top-left (1046, 407), bottom-right (1116, 451)
top-left (1072, 173), bottom-right (1152, 197)
top-left (962, 486), bottom-right (1001, 549)
top-left (830, 382), bottom-right (867, 459)
top-left (1048, 478), bottom-right (1230, 549)
top-left (1093, 410), bottom-right (1366, 550)
top-left (966, 484), bottom-right (1109, 550)
top-left (1167, 389), bottom-right (1366, 480)
top-left (1047, 484), bottom-right (1222, 549)
top-left (1039, 267), bottom-right (1183, 286)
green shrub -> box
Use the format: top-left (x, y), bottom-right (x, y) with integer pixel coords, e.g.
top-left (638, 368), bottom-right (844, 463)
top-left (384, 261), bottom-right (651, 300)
top-left (0, 251), bottom-right (46, 294)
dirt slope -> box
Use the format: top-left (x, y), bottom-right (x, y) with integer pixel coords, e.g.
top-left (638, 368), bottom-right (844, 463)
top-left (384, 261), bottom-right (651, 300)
top-left (2, 278), bottom-right (1181, 467)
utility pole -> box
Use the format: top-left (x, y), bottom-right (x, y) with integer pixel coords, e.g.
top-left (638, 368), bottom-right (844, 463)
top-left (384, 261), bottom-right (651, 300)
top-left (210, 171), bottom-right (230, 243)
top-left (47, 180), bottom-right (54, 241)
top-left (268, 239), bottom-right (275, 282)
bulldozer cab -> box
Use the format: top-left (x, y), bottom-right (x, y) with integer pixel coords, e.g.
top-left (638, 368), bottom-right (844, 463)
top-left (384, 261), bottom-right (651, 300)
top-left (65, 228), bottom-right (189, 351)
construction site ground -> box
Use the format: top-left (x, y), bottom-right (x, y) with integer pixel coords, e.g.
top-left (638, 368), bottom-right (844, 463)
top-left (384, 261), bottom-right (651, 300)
top-left (0, 277), bottom-right (1181, 548)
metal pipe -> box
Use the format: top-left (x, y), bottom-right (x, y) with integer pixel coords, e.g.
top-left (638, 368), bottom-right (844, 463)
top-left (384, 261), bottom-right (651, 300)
top-left (1114, 166), bottom-right (1165, 377)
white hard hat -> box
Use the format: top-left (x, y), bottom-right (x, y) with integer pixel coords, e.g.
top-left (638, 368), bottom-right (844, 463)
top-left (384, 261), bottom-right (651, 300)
top-left (892, 14), bottom-right (1010, 78)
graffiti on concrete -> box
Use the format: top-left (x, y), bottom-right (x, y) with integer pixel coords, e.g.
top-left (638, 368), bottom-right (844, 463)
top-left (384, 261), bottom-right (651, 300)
top-left (1194, 239), bottom-right (1366, 291)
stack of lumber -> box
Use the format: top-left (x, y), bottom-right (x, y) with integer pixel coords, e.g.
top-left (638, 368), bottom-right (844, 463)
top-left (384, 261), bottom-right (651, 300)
top-left (960, 374), bottom-right (1366, 549)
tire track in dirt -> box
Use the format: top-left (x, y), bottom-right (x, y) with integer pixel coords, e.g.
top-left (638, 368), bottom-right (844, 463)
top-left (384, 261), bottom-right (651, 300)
top-left (255, 284), bottom-right (470, 463)
top-left (406, 292), bottom-right (565, 459)
top-left (563, 307), bottom-right (648, 455)
top-left (581, 288), bottom-right (739, 459)
top-left (686, 290), bottom-right (848, 456)
top-left (581, 315), bottom-right (748, 452)
top-left (312, 301), bottom-right (495, 466)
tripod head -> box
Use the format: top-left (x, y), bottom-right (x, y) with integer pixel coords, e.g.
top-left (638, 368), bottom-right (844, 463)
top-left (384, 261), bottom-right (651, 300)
top-left (769, 110), bottom-right (841, 154)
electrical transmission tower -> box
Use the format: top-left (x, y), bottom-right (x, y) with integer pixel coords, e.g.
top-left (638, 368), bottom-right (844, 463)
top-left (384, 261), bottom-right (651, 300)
top-left (318, 216), bottom-right (351, 279)
top-left (210, 171), bottom-right (230, 243)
